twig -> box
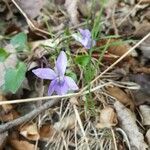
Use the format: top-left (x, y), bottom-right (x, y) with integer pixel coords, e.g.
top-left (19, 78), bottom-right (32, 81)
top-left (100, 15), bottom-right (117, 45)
top-left (0, 82), bottom-right (111, 105)
top-left (0, 99), bottom-right (59, 133)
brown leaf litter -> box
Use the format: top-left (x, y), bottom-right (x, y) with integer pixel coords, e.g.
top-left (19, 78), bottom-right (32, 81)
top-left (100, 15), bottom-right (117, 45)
top-left (15, 0), bottom-right (45, 19)
top-left (54, 114), bottom-right (76, 131)
top-left (0, 93), bottom-right (19, 122)
top-left (106, 86), bottom-right (134, 109)
top-left (139, 105), bottom-right (150, 126)
top-left (9, 139), bottom-right (37, 150)
top-left (129, 74), bottom-right (150, 105)
top-left (96, 106), bottom-right (118, 128)
top-left (0, 132), bottom-right (8, 150)
top-left (39, 124), bottom-right (56, 141)
top-left (0, 0), bottom-right (150, 149)
top-left (19, 123), bottom-right (40, 141)
top-left (65, 0), bottom-right (80, 25)
top-left (114, 101), bottom-right (148, 150)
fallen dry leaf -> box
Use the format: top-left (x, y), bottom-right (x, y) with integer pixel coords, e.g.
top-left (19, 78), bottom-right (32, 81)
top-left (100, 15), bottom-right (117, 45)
top-left (39, 124), bottom-right (57, 141)
top-left (146, 129), bottom-right (150, 145)
top-left (0, 92), bottom-right (13, 112)
top-left (114, 101), bottom-right (148, 150)
top-left (15, 0), bottom-right (45, 19)
top-left (54, 114), bottom-right (76, 131)
top-left (133, 22), bottom-right (150, 60)
top-left (118, 19), bottom-right (135, 36)
top-left (20, 123), bottom-right (39, 141)
top-left (107, 86), bottom-right (134, 109)
top-left (0, 109), bottom-right (19, 122)
top-left (130, 74), bottom-right (150, 96)
top-left (129, 74), bottom-right (150, 105)
top-left (96, 39), bottom-right (131, 61)
top-left (0, 92), bottom-right (19, 121)
top-left (0, 132), bottom-right (8, 150)
top-left (77, 0), bottom-right (90, 17)
top-left (65, 0), bottom-right (80, 25)
top-left (96, 106), bottom-right (117, 128)
top-left (140, 36), bottom-right (150, 59)
top-left (106, 39), bottom-right (131, 59)
top-left (9, 139), bottom-right (36, 150)
top-left (134, 67), bottom-right (150, 74)
top-left (134, 22), bottom-right (150, 39)
top-left (69, 97), bottom-right (79, 106)
top-left (139, 105), bottom-right (150, 126)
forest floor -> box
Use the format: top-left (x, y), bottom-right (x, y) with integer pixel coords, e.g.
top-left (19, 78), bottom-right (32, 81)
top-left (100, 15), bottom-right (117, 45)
top-left (0, 0), bottom-right (150, 149)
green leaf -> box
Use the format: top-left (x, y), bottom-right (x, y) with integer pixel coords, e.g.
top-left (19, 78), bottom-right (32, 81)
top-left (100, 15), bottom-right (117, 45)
top-left (75, 55), bottom-right (90, 67)
top-left (4, 62), bottom-right (27, 93)
top-left (0, 48), bottom-right (10, 62)
top-left (84, 64), bottom-right (95, 84)
top-left (10, 32), bottom-right (28, 52)
top-left (92, 2), bottom-right (104, 39)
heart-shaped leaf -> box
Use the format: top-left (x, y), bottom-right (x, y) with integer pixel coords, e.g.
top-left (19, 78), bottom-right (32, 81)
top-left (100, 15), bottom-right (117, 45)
top-left (0, 48), bottom-right (10, 62)
top-left (4, 62), bottom-right (27, 93)
top-left (10, 32), bottom-right (28, 52)
top-left (75, 55), bottom-right (90, 67)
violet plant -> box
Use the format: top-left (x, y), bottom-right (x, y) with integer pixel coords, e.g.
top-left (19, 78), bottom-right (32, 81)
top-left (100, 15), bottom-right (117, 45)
top-left (73, 29), bottom-right (96, 49)
top-left (32, 51), bottom-right (79, 95)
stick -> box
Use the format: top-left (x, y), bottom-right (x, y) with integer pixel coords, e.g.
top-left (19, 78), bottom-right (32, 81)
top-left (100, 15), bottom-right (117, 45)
top-left (0, 82), bottom-right (111, 105)
top-left (0, 99), bottom-right (59, 133)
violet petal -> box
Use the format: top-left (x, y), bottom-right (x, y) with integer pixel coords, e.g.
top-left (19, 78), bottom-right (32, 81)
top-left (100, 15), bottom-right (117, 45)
top-left (65, 76), bottom-right (79, 90)
top-left (78, 29), bottom-right (96, 49)
top-left (32, 68), bottom-right (57, 80)
top-left (81, 38), bottom-right (91, 49)
top-left (55, 51), bottom-right (67, 76)
top-left (54, 80), bottom-right (69, 95)
top-left (79, 28), bottom-right (91, 38)
top-left (48, 79), bottom-right (57, 95)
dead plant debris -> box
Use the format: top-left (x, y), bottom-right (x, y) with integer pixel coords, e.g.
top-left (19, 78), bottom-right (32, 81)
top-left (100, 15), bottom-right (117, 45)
top-left (0, 0), bottom-right (150, 149)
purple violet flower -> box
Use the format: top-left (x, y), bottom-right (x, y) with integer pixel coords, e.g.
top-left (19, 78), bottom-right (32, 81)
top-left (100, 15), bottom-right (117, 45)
top-left (73, 29), bottom-right (96, 49)
top-left (32, 51), bottom-right (79, 95)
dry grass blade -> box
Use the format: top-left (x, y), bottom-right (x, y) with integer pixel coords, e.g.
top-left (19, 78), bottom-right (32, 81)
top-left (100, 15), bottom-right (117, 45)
top-left (0, 82), bottom-right (111, 105)
top-left (73, 105), bottom-right (90, 150)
